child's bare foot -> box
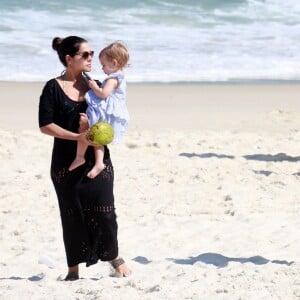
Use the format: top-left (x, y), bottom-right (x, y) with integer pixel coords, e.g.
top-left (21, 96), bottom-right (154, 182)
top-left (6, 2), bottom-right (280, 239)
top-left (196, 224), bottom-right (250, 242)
top-left (87, 164), bottom-right (106, 179)
top-left (69, 158), bottom-right (85, 171)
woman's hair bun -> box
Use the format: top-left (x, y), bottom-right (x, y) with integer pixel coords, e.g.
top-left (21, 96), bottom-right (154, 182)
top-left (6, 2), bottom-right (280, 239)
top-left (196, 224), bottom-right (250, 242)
top-left (52, 37), bottom-right (63, 51)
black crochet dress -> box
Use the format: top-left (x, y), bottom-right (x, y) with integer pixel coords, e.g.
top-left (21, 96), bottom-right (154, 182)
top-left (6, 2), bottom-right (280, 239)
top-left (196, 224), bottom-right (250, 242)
top-left (39, 79), bottom-right (118, 267)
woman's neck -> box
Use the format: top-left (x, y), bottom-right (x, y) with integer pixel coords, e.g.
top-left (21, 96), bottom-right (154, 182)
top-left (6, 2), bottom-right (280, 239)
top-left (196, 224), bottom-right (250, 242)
top-left (63, 70), bottom-right (81, 82)
top-left (61, 70), bottom-right (88, 99)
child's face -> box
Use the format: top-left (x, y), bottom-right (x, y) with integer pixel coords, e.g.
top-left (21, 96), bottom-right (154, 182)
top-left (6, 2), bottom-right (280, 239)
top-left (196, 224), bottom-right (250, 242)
top-left (99, 54), bottom-right (118, 75)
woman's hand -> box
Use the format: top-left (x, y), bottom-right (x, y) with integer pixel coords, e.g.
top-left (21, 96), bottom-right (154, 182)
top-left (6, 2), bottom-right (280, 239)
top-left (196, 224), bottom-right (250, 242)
top-left (77, 132), bottom-right (91, 146)
top-left (78, 132), bottom-right (101, 148)
top-left (79, 113), bottom-right (89, 133)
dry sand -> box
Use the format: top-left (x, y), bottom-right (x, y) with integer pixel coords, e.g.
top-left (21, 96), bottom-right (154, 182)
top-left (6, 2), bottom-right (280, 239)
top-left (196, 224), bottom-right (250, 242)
top-left (0, 82), bottom-right (299, 299)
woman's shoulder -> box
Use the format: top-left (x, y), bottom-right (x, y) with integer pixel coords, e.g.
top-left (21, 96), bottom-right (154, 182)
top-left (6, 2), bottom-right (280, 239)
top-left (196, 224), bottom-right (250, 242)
top-left (43, 78), bottom-right (59, 89)
top-left (41, 78), bottom-right (63, 98)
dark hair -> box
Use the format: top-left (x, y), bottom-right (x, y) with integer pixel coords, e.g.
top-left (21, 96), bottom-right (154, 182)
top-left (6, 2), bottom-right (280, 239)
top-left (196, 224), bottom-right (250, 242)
top-left (52, 36), bottom-right (87, 67)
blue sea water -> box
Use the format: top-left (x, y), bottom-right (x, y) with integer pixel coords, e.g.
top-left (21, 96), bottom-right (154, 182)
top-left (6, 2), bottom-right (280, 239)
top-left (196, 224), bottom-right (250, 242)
top-left (1, 0), bottom-right (300, 82)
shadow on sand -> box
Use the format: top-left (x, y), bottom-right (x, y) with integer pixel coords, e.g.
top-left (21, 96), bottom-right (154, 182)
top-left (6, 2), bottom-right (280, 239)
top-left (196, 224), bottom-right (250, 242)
top-left (179, 152), bottom-right (300, 162)
top-left (179, 152), bottom-right (235, 159)
top-left (243, 153), bottom-right (300, 162)
top-left (167, 252), bottom-right (294, 268)
top-left (0, 274), bottom-right (44, 281)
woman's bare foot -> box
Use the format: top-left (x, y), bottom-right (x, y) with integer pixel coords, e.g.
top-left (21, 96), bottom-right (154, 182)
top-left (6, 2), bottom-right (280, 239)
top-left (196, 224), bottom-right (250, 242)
top-left (111, 257), bottom-right (132, 277)
top-left (115, 263), bottom-right (132, 277)
top-left (87, 164), bottom-right (106, 179)
top-left (69, 157), bottom-right (85, 171)
top-left (65, 265), bottom-right (79, 281)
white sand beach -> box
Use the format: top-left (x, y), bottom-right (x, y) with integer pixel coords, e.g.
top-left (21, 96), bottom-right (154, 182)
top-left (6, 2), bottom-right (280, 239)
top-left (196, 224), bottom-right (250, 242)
top-left (0, 82), bottom-right (299, 299)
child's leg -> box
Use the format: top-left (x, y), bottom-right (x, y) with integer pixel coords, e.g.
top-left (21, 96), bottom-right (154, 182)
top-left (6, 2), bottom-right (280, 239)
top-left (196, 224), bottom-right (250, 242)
top-left (87, 145), bottom-right (106, 179)
top-left (69, 141), bottom-right (88, 171)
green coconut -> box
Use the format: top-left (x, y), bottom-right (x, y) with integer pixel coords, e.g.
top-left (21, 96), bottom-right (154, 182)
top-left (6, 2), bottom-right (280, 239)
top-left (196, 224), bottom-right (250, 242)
top-left (86, 121), bottom-right (114, 145)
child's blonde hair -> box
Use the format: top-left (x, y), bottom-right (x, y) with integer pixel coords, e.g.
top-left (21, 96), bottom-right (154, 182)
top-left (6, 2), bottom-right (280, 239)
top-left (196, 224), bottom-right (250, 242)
top-left (99, 41), bottom-right (130, 69)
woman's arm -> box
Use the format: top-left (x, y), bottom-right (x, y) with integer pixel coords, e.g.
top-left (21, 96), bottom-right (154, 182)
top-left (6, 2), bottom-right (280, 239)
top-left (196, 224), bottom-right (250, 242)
top-left (40, 123), bottom-right (89, 145)
top-left (89, 78), bottom-right (118, 99)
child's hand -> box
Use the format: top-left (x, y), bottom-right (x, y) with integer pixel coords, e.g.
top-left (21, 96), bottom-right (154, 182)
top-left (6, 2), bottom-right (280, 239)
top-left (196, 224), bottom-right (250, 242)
top-left (79, 113), bottom-right (89, 133)
top-left (88, 79), bottom-right (100, 91)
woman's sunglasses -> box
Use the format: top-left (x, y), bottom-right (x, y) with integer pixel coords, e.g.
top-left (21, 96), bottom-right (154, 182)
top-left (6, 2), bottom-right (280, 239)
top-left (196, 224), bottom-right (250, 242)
top-left (76, 51), bottom-right (94, 59)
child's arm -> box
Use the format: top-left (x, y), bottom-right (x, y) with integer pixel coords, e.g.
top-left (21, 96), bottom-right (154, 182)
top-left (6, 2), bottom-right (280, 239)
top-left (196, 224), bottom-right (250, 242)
top-left (88, 78), bottom-right (118, 99)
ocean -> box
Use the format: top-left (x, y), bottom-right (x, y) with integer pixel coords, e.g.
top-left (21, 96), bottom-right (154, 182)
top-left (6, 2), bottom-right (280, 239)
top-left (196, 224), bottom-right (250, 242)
top-left (1, 0), bottom-right (300, 83)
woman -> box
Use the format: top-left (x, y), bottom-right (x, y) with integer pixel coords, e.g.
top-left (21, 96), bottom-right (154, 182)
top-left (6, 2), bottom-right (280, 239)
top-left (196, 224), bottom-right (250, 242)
top-left (38, 36), bottom-right (131, 280)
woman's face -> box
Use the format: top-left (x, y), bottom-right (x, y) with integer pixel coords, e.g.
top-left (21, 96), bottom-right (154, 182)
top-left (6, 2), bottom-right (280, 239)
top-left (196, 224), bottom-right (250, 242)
top-left (68, 42), bottom-right (94, 73)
